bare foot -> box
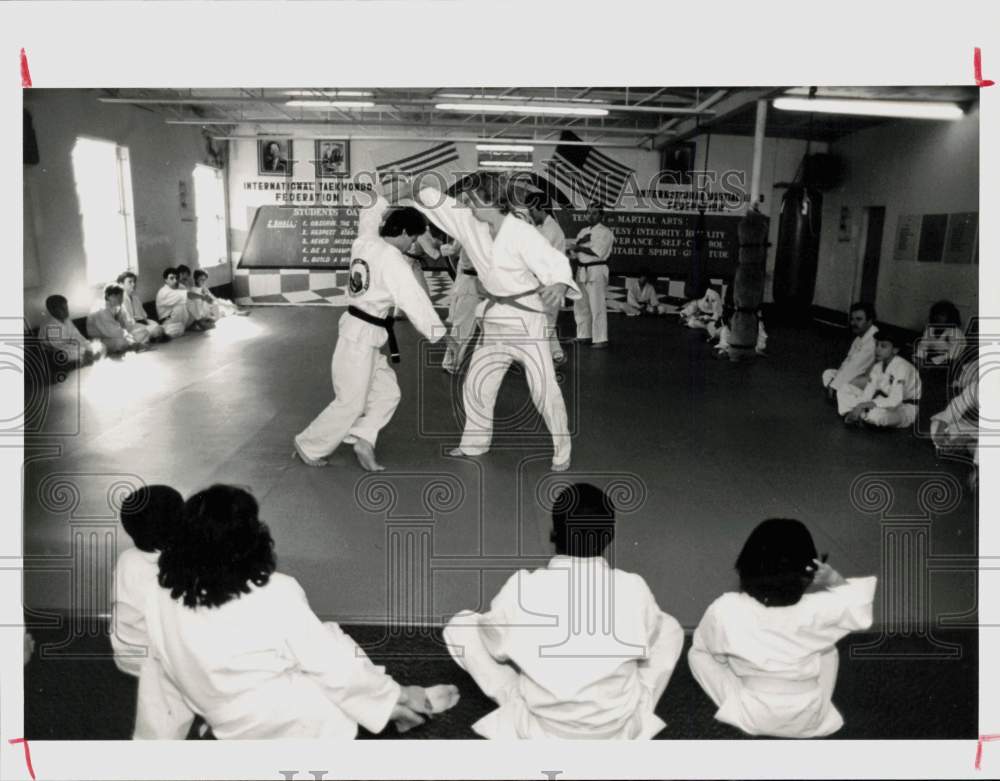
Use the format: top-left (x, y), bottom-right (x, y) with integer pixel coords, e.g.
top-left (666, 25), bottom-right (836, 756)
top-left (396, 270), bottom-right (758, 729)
top-left (292, 440), bottom-right (328, 467)
top-left (353, 438), bottom-right (385, 472)
top-left (448, 447), bottom-right (486, 458)
top-left (551, 459), bottom-right (570, 472)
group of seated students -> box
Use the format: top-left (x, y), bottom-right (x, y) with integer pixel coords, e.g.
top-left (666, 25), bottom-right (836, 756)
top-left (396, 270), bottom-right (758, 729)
top-left (110, 480), bottom-right (875, 741)
top-left (675, 284), bottom-right (768, 357)
top-left (821, 300), bottom-right (978, 477)
top-left (36, 264), bottom-right (246, 367)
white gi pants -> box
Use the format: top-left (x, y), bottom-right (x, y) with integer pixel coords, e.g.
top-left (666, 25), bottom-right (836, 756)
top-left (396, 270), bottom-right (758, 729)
top-left (443, 273), bottom-right (483, 372)
top-left (459, 305), bottom-right (571, 466)
top-left (822, 368), bottom-right (868, 392)
top-left (295, 337), bottom-right (402, 460)
top-left (160, 304), bottom-right (191, 338)
top-left (836, 385), bottom-right (917, 428)
top-left (573, 266), bottom-right (609, 344)
top-left (443, 609), bottom-right (683, 739)
top-left (129, 322), bottom-right (162, 343)
top-left (688, 646), bottom-right (841, 738)
top-left (545, 305), bottom-right (564, 360)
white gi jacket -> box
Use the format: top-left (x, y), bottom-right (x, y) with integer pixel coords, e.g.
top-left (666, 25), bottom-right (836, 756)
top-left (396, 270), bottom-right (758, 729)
top-left (574, 223), bottom-right (614, 284)
top-left (122, 290), bottom-right (151, 323)
top-left (827, 325), bottom-right (879, 391)
top-left (539, 214), bottom-right (567, 253)
top-left (467, 555), bottom-right (683, 739)
top-left (143, 572), bottom-right (401, 739)
top-left (155, 284), bottom-right (188, 321)
top-left (691, 576), bottom-right (877, 737)
top-left (110, 547), bottom-right (159, 677)
top-left (860, 355), bottom-right (922, 408)
top-left (412, 187), bottom-right (581, 321)
top-left (86, 307), bottom-right (134, 344)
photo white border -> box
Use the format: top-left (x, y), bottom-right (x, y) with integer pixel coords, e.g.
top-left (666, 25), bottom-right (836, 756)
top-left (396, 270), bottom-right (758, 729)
top-left (1, 1), bottom-right (997, 778)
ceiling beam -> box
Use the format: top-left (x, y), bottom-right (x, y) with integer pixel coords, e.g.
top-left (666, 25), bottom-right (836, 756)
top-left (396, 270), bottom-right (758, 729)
top-left (652, 87), bottom-right (789, 148)
top-left (210, 133), bottom-right (648, 150)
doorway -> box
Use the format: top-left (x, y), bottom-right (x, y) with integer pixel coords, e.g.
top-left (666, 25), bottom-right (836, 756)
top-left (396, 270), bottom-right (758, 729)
top-left (857, 206), bottom-right (885, 306)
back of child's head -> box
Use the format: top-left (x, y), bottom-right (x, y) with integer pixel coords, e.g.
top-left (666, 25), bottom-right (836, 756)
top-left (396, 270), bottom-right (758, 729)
top-left (736, 518), bottom-right (817, 606)
top-left (551, 482), bottom-right (615, 557)
top-left (45, 294), bottom-right (68, 318)
top-left (929, 299), bottom-right (961, 328)
top-left (120, 485), bottom-right (184, 553)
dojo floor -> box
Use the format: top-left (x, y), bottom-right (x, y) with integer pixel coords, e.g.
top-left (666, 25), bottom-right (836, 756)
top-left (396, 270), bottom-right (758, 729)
top-left (22, 296), bottom-right (978, 631)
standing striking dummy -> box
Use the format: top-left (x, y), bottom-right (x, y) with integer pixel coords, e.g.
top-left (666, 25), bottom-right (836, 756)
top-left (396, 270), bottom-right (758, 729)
top-left (526, 193), bottom-right (568, 365)
top-left (293, 201), bottom-right (447, 472)
top-left (399, 173), bottom-right (581, 471)
top-left (568, 203), bottom-right (615, 348)
top-left (728, 203), bottom-right (770, 361)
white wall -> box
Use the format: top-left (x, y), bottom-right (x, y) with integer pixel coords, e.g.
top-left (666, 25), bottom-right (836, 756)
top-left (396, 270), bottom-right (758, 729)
top-left (813, 109), bottom-right (979, 329)
top-left (23, 90), bottom-right (224, 324)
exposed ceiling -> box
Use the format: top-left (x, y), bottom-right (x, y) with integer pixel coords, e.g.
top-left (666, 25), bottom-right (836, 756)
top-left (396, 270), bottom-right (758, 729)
top-left (96, 85), bottom-right (979, 150)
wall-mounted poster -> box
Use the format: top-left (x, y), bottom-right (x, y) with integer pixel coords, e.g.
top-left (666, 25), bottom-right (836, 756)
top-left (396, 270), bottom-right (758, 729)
top-left (943, 212), bottom-right (978, 265)
top-left (917, 213), bottom-right (948, 263)
top-left (258, 139), bottom-right (292, 175)
top-left (316, 140), bottom-right (350, 177)
top-left (893, 214), bottom-right (920, 261)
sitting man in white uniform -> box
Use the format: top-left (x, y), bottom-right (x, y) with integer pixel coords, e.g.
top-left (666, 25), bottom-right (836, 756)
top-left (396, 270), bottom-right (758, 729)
top-left (155, 267), bottom-right (208, 337)
top-left (443, 482), bottom-right (684, 739)
top-left (839, 329), bottom-right (922, 429)
top-left (293, 204), bottom-right (448, 472)
top-left (822, 302), bottom-right (878, 401)
top-left (526, 193), bottom-right (568, 364)
top-left (569, 202), bottom-right (615, 349)
top-left (117, 272), bottom-right (167, 342)
top-left (622, 269), bottom-right (670, 316)
top-left (86, 283), bottom-right (149, 354)
top-left (37, 294), bottom-right (104, 365)
top-left (399, 172), bottom-right (581, 471)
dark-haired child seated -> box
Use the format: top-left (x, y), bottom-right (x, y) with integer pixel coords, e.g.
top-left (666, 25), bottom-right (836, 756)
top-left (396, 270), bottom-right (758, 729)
top-left (136, 484), bottom-right (458, 740)
top-left (688, 518), bottom-right (877, 738)
top-left (443, 482), bottom-right (684, 739)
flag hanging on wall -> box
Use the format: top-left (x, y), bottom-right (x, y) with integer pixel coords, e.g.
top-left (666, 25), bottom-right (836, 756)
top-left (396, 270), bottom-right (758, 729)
top-left (375, 141), bottom-right (463, 186)
top-left (547, 131), bottom-right (635, 208)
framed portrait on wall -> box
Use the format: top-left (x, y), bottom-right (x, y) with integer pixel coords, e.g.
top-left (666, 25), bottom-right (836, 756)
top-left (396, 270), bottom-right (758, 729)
top-left (258, 139), bottom-right (292, 175)
top-left (315, 140), bottom-right (350, 177)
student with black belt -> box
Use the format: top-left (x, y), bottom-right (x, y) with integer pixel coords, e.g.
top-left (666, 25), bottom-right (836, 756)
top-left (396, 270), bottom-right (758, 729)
top-left (838, 330), bottom-right (922, 429)
top-left (569, 202), bottom-right (615, 348)
top-left (293, 203), bottom-right (448, 472)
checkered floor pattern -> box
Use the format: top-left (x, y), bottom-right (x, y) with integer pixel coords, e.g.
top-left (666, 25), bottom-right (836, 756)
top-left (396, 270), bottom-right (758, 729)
top-left (234, 270), bottom-right (721, 311)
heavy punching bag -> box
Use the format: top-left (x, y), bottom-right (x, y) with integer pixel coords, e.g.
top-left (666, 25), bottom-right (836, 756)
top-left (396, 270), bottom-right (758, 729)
top-left (728, 205), bottom-right (770, 361)
top-left (772, 184), bottom-right (822, 318)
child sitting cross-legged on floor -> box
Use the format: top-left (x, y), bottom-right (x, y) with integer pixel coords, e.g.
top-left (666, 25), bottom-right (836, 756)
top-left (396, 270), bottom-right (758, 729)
top-left (443, 482), bottom-right (684, 739)
top-left (688, 518), bottom-right (877, 738)
top-left (837, 330), bottom-right (922, 428)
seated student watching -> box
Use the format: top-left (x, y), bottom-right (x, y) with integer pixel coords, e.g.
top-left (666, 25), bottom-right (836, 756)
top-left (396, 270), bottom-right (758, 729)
top-left (191, 269), bottom-right (248, 320)
top-left (622, 269), bottom-right (670, 317)
top-left (443, 482), bottom-right (684, 739)
top-left (117, 272), bottom-right (167, 342)
top-left (678, 286), bottom-right (723, 330)
top-left (136, 484), bottom-right (458, 740)
top-left (155, 268), bottom-right (206, 337)
top-left (86, 284), bottom-right (150, 354)
top-left (175, 265), bottom-right (215, 329)
top-left (915, 300), bottom-right (965, 367)
top-left (689, 518), bottom-right (877, 738)
top-left (37, 294), bottom-right (104, 365)
top-left (822, 302), bottom-right (878, 400)
top-left (712, 307), bottom-right (768, 358)
top-left (838, 330), bottom-right (922, 429)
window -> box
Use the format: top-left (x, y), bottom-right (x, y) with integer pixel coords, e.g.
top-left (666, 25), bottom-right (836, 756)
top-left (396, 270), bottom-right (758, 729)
top-left (193, 164), bottom-right (227, 266)
top-left (71, 138), bottom-right (138, 286)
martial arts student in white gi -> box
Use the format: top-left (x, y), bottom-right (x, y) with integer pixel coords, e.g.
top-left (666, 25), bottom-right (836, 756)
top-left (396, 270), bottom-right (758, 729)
top-left (86, 283), bottom-right (152, 354)
top-left (399, 173), bottom-right (581, 471)
top-left (915, 299), bottom-right (965, 367)
top-left (930, 354), bottom-right (978, 458)
top-left (293, 205), bottom-right (448, 472)
top-left (37, 294), bottom-right (104, 364)
top-left (137, 484), bottom-right (459, 740)
top-left (839, 331), bottom-right (922, 428)
top-left (444, 483), bottom-right (684, 739)
top-left (713, 309), bottom-right (767, 357)
top-left (527, 194), bottom-right (568, 365)
top-left (191, 269), bottom-right (248, 320)
top-left (689, 518), bottom-right (877, 738)
top-left (678, 287), bottom-right (723, 330)
top-left (112, 485), bottom-right (185, 676)
top-left (155, 267), bottom-right (202, 337)
top-left (174, 264), bottom-right (216, 329)
top-left (569, 203), bottom-right (615, 348)
top-left (821, 302), bottom-right (878, 400)
top-left (622, 269), bottom-right (670, 317)
top-left (118, 271), bottom-right (167, 342)
top-left (441, 243), bottom-right (485, 374)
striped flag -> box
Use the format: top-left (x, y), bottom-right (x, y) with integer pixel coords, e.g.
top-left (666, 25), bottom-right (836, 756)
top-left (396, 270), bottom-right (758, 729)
top-left (547, 131), bottom-right (634, 208)
top-left (375, 141), bottom-right (463, 187)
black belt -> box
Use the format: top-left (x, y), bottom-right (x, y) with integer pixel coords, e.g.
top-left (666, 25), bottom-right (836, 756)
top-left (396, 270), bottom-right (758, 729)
top-left (461, 268), bottom-right (478, 277)
top-left (347, 305), bottom-right (399, 364)
top-left (577, 260), bottom-right (609, 268)
top-left (482, 287), bottom-right (544, 316)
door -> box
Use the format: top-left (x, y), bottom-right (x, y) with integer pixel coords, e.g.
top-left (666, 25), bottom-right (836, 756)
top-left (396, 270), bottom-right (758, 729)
top-left (858, 206), bottom-right (885, 305)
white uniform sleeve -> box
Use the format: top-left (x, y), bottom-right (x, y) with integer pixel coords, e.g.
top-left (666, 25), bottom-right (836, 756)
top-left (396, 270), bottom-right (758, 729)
top-left (859, 366), bottom-right (879, 403)
top-left (385, 256), bottom-right (446, 343)
top-left (690, 602), bottom-right (728, 662)
top-left (280, 579), bottom-right (401, 734)
top-left (833, 334), bottom-right (876, 389)
top-left (798, 576), bottom-right (877, 648)
top-left (477, 573), bottom-right (519, 663)
top-left (517, 222), bottom-right (582, 299)
top-left (413, 188), bottom-right (481, 248)
top-left (357, 194), bottom-right (391, 240)
top-left (591, 226), bottom-right (615, 262)
top-left (110, 563), bottom-right (148, 678)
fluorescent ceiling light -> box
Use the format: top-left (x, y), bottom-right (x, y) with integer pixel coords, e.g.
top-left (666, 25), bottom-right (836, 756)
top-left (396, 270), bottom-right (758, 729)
top-left (476, 144), bottom-right (535, 153)
top-left (284, 90), bottom-right (373, 97)
top-left (286, 100), bottom-right (376, 109)
top-left (773, 97), bottom-right (963, 120)
top-left (436, 102), bottom-right (609, 117)
top-left (438, 92), bottom-right (600, 104)
top-left (480, 160), bottom-right (534, 168)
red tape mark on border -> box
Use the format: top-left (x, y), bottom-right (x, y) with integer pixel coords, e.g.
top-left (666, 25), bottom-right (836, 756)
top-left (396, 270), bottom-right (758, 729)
top-left (20, 48), bottom-right (32, 88)
top-left (974, 47), bottom-right (994, 87)
top-left (976, 734), bottom-right (1000, 770)
top-left (8, 738), bottom-right (36, 780)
